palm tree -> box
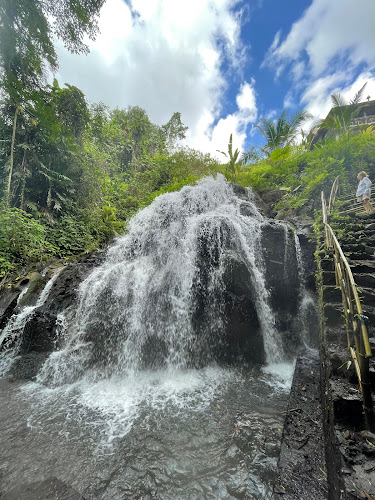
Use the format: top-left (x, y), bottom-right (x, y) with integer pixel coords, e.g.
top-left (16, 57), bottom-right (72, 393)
top-left (255, 109), bottom-right (312, 156)
top-left (320, 82), bottom-right (367, 139)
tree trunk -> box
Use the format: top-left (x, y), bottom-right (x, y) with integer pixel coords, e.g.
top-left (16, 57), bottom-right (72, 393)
top-left (19, 147), bottom-right (27, 211)
top-left (5, 106), bottom-right (19, 208)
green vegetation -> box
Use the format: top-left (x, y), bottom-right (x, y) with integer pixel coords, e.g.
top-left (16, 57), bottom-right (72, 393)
top-left (0, 85), bottom-right (223, 276)
top-left (217, 134), bottom-right (242, 182)
top-left (238, 131), bottom-right (375, 216)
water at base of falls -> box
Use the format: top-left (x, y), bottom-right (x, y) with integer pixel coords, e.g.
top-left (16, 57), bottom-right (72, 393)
top-left (0, 363), bottom-right (294, 499)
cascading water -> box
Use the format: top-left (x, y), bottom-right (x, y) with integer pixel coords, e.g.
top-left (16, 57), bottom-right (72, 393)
top-left (293, 232), bottom-right (319, 347)
top-left (0, 269), bottom-right (62, 375)
top-left (0, 176), bottom-right (309, 499)
top-left (38, 175), bottom-right (284, 387)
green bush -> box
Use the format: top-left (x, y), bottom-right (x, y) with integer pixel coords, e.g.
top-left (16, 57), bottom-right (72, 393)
top-left (0, 208), bottom-right (54, 277)
top-left (46, 215), bottom-right (96, 257)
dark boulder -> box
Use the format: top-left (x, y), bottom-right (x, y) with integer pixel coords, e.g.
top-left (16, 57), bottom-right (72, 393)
top-left (2, 476), bottom-right (85, 500)
top-left (222, 254), bottom-right (264, 364)
top-left (21, 310), bottom-right (58, 353)
top-left (0, 290), bottom-right (20, 330)
top-left (16, 272), bottom-right (46, 309)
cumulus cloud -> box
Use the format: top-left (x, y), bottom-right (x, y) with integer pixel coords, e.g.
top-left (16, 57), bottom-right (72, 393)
top-left (262, 0), bottom-right (375, 127)
top-left (264, 0), bottom-right (375, 78)
top-left (187, 79), bottom-right (258, 157)
top-left (53, 0), bottom-right (256, 157)
top-left (301, 72), bottom-right (375, 121)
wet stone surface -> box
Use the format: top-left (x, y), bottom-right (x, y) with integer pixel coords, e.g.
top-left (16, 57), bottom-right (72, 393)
top-left (273, 352), bottom-right (328, 500)
top-left (1, 477), bottom-right (84, 500)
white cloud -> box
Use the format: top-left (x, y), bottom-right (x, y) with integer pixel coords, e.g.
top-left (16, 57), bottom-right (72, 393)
top-left (236, 80), bottom-right (257, 119)
top-left (54, 0), bottom-right (254, 157)
top-left (300, 72), bottom-right (349, 118)
top-left (262, 0), bottom-right (375, 130)
top-left (264, 0), bottom-right (375, 79)
top-left (301, 72), bottom-right (375, 121)
top-left (186, 79), bottom-right (258, 159)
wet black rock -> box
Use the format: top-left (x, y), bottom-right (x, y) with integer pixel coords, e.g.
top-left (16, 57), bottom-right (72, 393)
top-left (0, 250), bottom-right (106, 379)
top-left (21, 310), bottom-right (58, 353)
top-left (0, 289), bottom-right (20, 330)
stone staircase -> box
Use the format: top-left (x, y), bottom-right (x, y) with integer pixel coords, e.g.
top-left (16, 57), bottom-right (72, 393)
top-left (319, 196), bottom-right (375, 499)
top-left (322, 199), bottom-right (375, 343)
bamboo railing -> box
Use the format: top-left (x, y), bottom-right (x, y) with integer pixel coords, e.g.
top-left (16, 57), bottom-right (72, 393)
top-left (327, 176), bottom-right (340, 215)
top-left (321, 185), bottom-right (374, 424)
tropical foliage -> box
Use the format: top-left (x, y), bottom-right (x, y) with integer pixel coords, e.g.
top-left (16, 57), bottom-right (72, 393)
top-left (236, 131), bottom-right (375, 215)
top-left (217, 134), bottom-right (243, 182)
top-left (0, 79), bottom-right (222, 277)
top-left (255, 109), bottom-right (312, 156)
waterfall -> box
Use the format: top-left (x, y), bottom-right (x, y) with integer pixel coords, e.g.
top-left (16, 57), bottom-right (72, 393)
top-left (0, 269), bottom-right (62, 376)
top-left (293, 232), bottom-right (304, 283)
top-left (293, 232), bottom-right (318, 347)
top-left (37, 176), bottom-right (287, 387)
top-left (0, 177), bottom-right (305, 498)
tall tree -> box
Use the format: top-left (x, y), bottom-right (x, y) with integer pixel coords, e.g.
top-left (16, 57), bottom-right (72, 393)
top-left (0, 0), bottom-right (105, 206)
top-left (161, 112), bottom-right (188, 149)
top-left (255, 109), bottom-right (312, 156)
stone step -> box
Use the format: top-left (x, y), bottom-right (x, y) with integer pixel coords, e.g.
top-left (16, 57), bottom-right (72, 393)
top-left (343, 211), bottom-right (372, 219)
top-left (340, 243), bottom-right (375, 254)
top-left (329, 226), bottom-right (375, 236)
top-left (360, 233), bottom-right (375, 242)
top-left (348, 260), bottom-right (375, 274)
top-left (323, 302), bottom-right (375, 327)
top-left (322, 271), bottom-right (336, 286)
top-left (332, 229), bottom-right (375, 239)
top-left (345, 251), bottom-right (375, 261)
top-left (321, 259), bottom-right (334, 271)
top-left (323, 286), bottom-right (342, 304)
top-left (323, 302), bottom-right (344, 327)
top-left (323, 285), bottom-right (375, 306)
top-left (322, 271), bottom-right (375, 288)
top-left (364, 245), bottom-right (375, 257)
top-left (357, 213), bottom-right (375, 221)
top-left (340, 243), bottom-right (365, 252)
top-left (351, 273), bottom-right (375, 288)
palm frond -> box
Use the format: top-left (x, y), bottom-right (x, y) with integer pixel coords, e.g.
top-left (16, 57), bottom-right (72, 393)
top-left (289, 110), bottom-right (313, 130)
top-left (350, 82), bottom-right (367, 105)
top-left (331, 92), bottom-right (346, 108)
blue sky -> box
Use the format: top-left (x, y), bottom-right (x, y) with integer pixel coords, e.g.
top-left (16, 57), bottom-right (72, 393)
top-left (54, 0), bottom-right (375, 159)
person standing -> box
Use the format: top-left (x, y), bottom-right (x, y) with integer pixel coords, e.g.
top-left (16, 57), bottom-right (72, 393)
top-left (356, 171), bottom-right (373, 213)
